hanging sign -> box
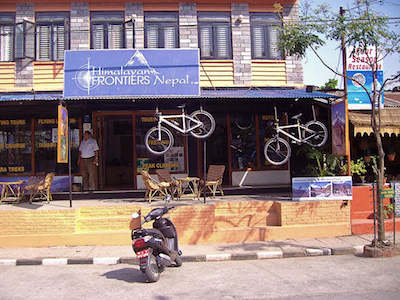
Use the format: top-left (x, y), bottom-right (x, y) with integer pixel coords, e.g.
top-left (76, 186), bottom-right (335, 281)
top-left (64, 49), bottom-right (200, 97)
top-left (331, 100), bottom-right (347, 156)
top-left (57, 104), bottom-right (69, 163)
top-left (346, 46), bottom-right (384, 110)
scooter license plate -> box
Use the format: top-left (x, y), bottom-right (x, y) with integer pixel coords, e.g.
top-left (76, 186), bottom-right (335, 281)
top-left (136, 249), bottom-right (149, 259)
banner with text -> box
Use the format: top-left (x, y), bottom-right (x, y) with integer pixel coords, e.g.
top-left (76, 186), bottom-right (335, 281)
top-left (64, 49), bottom-right (200, 97)
top-left (346, 46), bottom-right (384, 110)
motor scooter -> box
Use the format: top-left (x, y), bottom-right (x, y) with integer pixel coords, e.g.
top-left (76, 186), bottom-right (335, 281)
top-left (130, 198), bottom-right (182, 282)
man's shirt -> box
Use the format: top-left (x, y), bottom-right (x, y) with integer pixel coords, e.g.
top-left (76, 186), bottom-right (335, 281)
top-left (79, 138), bottom-right (99, 158)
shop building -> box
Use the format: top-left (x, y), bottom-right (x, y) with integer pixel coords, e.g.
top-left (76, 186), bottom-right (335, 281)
top-left (0, 0), bottom-right (336, 191)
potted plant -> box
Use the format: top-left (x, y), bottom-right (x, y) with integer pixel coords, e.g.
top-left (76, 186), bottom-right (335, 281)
top-left (387, 148), bottom-right (396, 162)
top-left (350, 158), bottom-right (367, 183)
top-left (384, 203), bottom-right (395, 219)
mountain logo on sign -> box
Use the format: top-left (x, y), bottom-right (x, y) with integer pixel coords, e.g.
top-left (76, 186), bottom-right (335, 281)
top-left (125, 50), bottom-right (159, 75)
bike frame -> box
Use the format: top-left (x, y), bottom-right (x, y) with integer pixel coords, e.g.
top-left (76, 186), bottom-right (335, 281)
top-left (272, 106), bottom-right (320, 144)
top-left (156, 111), bottom-right (203, 140)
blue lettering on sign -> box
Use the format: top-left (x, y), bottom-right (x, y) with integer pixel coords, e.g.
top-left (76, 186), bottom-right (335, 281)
top-left (64, 49), bottom-right (200, 97)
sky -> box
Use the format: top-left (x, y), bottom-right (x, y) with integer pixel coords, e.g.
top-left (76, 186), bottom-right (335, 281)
top-left (302, 0), bottom-right (400, 89)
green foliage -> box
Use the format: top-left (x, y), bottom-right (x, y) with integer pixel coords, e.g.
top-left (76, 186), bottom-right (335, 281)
top-left (350, 158), bottom-right (367, 176)
top-left (320, 78), bottom-right (338, 91)
top-left (384, 203), bottom-right (395, 218)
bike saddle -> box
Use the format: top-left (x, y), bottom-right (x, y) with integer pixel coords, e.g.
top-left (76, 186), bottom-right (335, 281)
top-left (177, 104), bottom-right (186, 109)
top-left (291, 113), bottom-right (302, 120)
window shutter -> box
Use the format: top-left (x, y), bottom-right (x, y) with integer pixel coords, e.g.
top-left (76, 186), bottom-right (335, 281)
top-left (146, 24), bottom-right (158, 48)
top-left (108, 24), bottom-right (123, 49)
top-left (0, 25), bottom-right (13, 61)
top-left (53, 24), bottom-right (65, 60)
top-left (92, 24), bottom-right (104, 49)
top-left (199, 26), bottom-right (212, 58)
top-left (251, 25), bottom-right (264, 59)
top-left (163, 25), bottom-right (176, 48)
top-left (37, 25), bottom-right (51, 60)
top-left (215, 25), bottom-right (230, 58)
top-left (267, 25), bottom-right (281, 59)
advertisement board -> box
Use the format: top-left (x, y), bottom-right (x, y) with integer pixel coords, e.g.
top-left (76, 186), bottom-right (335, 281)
top-left (57, 105), bottom-right (68, 163)
top-left (346, 46), bottom-right (384, 110)
top-left (64, 49), bottom-right (200, 97)
top-left (331, 100), bottom-right (347, 156)
top-left (292, 176), bottom-right (352, 201)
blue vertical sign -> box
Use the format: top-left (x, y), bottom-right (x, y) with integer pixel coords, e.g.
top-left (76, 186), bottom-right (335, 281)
top-left (64, 49), bottom-right (200, 97)
top-left (347, 46), bottom-right (384, 110)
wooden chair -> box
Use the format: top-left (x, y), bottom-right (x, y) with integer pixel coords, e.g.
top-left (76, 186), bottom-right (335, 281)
top-left (204, 165), bottom-right (225, 197)
top-left (140, 171), bottom-right (170, 203)
top-left (155, 169), bottom-right (181, 199)
top-left (25, 172), bottom-right (55, 204)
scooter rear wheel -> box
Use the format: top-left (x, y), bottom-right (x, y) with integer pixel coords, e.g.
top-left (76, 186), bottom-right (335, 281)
top-left (145, 254), bottom-right (160, 282)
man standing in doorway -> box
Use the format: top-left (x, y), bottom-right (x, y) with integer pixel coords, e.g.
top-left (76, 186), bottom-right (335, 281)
top-left (79, 130), bottom-right (99, 191)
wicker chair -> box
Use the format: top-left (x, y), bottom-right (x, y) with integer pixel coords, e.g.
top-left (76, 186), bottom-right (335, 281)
top-left (203, 165), bottom-right (225, 197)
top-left (140, 171), bottom-right (170, 203)
top-left (155, 169), bottom-right (181, 199)
top-left (25, 172), bottom-right (55, 204)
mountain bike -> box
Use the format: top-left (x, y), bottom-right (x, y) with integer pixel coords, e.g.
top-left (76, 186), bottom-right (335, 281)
top-left (264, 106), bottom-right (328, 165)
top-left (145, 105), bottom-right (215, 155)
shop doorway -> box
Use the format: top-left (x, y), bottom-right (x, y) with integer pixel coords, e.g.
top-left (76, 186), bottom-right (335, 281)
top-left (95, 113), bottom-right (134, 189)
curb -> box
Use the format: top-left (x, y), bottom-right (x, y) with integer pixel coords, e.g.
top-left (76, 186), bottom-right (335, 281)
top-left (0, 245), bottom-right (365, 266)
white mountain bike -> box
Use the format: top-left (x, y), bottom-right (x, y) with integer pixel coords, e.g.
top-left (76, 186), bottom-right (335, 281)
top-left (264, 106), bottom-right (328, 165)
top-left (145, 105), bottom-right (216, 155)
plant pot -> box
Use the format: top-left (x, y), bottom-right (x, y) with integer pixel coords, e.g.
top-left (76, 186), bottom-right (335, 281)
top-left (387, 153), bottom-right (396, 161)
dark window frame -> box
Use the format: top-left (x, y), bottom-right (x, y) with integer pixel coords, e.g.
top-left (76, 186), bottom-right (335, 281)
top-left (0, 12), bottom-right (16, 62)
top-left (250, 12), bottom-right (283, 60)
top-left (90, 11), bottom-right (132, 49)
top-left (35, 12), bottom-right (70, 61)
top-left (197, 12), bottom-right (232, 60)
top-left (144, 12), bottom-right (179, 49)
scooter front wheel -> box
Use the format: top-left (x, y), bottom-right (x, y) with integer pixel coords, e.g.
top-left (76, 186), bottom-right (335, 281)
top-left (144, 254), bottom-right (160, 282)
top-left (174, 256), bottom-right (183, 267)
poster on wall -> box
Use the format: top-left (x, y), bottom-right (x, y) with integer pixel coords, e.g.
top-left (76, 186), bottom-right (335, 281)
top-left (346, 46), bottom-right (384, 110)
top-left (331, 100), bottom-right (347, 156)
top-left (292, 176), bottom-right (352, 201)
top-left (57, 105), bottom-right (69, 163)
top-left (393, 182), bottom-right (400, 217)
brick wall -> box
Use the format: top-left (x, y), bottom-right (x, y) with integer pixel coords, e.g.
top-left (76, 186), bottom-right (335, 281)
top-left (126, 2), bottom-right (144, 48)
top-left (283, 3), bottom-right (303, 85)
top-left (15, 3), bottom-right (34, 88)
top-left (231, 3), bottom-right (252, 85)
top-left (0, 200), bottom-right (350, 247)
top-left (179, 3), bottom-right (198, 48)
top-left (70, 2), bottom-right (90, 50)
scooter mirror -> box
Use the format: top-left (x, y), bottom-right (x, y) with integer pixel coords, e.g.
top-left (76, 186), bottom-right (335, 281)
top-left (165, 194), bottom-right (171, 203)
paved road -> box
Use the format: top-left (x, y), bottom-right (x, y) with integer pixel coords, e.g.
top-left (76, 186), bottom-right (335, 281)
top-left (0, 255), bottom-right (399, 300)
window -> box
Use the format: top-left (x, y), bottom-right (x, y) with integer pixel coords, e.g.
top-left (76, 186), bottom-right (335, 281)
top-left (144, 12), bottom-right (179, 48)
top-left (91, 11), bottom-right (131, 49)
top-left (0, 13), bottom-right (15, 62)
top-left (136, 114), bottom-right (185, 174)
top-left (0, 119), bottom-right (32, 175)
top-left (198, 12), bottom-right (232, 59)
top-left (35, 118), bottom-right (80, 175)
top-left (250, 13), bottom-right (282, 59)
top-left (36, 12), bottom-right (69, 61)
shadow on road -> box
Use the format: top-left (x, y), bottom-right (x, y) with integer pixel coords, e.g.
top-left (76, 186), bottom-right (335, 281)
top-left (101, 267), bottom-right (147, 283)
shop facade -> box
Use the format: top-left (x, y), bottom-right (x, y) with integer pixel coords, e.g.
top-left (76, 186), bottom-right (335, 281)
top-left (0, 0), bottom-right (336, 191)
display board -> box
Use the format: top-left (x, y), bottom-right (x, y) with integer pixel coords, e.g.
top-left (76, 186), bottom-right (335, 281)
top-left (292, 176), bottom-right (352, 201)
top-left (393, 182), bottom-right (400, 217)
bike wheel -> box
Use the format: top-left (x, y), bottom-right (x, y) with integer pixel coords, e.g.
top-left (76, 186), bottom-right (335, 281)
top-left (304, 121), bottom-right (328, 147)
top-left (188, 110), bottom-right (216, 139)
top-left (145, 127), bottom-right (174, 155)
top-left (264, 137), bottom-right (291, 165)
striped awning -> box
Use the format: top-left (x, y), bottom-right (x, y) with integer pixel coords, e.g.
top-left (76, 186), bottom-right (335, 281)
top-left (349, 109), bottom-right (400, 135)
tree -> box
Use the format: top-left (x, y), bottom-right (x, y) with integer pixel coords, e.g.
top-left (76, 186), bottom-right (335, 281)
top-left (320, 78), bottom-right (338, 91)
top-left (277, 0), bottom-right (400, 245)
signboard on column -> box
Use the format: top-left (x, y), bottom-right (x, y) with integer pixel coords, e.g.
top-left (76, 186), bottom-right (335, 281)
top-left (332, 100), bottom-right (347, 156)
top-left (347, 46), bottom-right (384, 110)
top-left (57, 104), bottom-right (68, 163)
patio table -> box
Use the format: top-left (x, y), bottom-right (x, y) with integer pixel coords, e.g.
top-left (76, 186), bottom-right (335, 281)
top-left (0, 180), bottom-right (25, 203)
top-left (177, 177), bottom-right (200, 200)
